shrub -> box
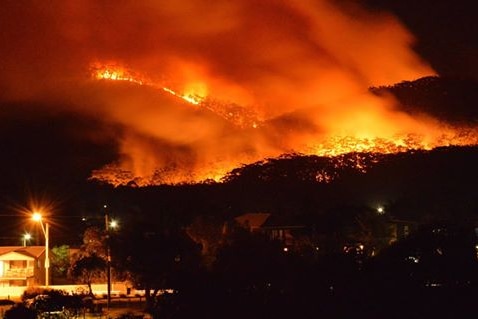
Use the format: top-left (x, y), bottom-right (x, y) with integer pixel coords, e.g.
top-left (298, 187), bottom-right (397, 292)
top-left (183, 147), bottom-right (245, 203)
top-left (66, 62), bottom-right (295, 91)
top-left (3, 303), bottom-right (36, 319)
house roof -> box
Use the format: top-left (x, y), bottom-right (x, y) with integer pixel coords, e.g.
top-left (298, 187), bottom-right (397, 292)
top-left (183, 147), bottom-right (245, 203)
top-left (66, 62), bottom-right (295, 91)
top-left (235, 213), bottom-right (306, 231)
top-left (261, 214), bottom-right (305, 229)
top-left (235, 213), bottom-right (271, 230)
top-left (0, 246), bottom-right (45, 259)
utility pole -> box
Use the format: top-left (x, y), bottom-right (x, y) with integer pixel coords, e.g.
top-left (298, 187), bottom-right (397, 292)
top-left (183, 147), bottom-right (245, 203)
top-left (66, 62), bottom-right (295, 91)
top-left (104, 206), bottom-right (112, 314)
top-left (32, 213), bottom-right (49, 287)
top-left (45, 222), bottom-right (49, 287)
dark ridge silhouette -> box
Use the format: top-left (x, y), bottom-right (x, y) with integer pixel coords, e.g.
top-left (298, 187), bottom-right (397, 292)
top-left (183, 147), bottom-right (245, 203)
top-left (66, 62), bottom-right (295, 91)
top-left (371, 76), bottom-right (478, 123)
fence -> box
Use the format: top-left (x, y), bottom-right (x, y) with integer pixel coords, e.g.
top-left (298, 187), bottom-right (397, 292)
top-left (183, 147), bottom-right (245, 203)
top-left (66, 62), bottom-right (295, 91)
top-left (0, 282), bottom-right (129, 299)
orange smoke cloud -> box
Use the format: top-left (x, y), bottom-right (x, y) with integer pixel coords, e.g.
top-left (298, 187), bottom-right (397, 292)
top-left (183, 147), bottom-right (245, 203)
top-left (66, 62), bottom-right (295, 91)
top-left (1, 1), bottom-right (475, 185)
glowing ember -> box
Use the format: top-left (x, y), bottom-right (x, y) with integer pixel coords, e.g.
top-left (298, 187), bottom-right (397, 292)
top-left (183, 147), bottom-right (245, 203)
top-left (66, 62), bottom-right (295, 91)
top-left (162, 87), bottom-right (201, 105)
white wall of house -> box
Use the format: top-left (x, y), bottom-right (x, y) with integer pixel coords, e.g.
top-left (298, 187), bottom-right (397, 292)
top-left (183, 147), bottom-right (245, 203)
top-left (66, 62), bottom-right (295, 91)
top-left (0, 252), bottom-right (39, 286)
top-left (0, 282), bottom-right (129, 299)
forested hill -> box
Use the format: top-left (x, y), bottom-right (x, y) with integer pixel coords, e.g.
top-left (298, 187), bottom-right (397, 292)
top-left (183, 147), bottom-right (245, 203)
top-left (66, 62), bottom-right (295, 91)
top-left (105, 146), bottom-right (478, 226)
top-left (220, 145), bottom-right (478, 220)
top-left (371, 76), bottom-right (478, 124)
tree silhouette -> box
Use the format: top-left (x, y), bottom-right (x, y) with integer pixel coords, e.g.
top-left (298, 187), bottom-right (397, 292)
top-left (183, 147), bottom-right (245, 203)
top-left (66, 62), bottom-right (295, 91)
top-left (186, 214), bottom-right (226, 268)
top-left (51, 245), bottom-right (71, 283)
top-left (69, 254), bottom-right (106, 296)
top-left (111, 221), bottom-right (201, 313)
top-left (69, 227), bottom-right (108, 295)
top-left (3, 303), bottom-right (36, 319)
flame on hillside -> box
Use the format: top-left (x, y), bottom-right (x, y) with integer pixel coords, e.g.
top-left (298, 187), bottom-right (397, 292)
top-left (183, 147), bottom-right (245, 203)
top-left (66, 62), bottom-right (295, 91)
top-left (91, 62), bottom-right (205, 105)
top-left (90, 62), bottom-right (260, 128)
top-left (89, 62), bottom-right (478, 186)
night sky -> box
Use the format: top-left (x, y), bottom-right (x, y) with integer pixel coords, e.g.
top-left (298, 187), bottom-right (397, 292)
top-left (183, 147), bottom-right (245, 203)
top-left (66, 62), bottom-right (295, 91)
top-left (0, 1), bottom-right (477, 244)
top-left (365, 0), bottom-right (478, 78)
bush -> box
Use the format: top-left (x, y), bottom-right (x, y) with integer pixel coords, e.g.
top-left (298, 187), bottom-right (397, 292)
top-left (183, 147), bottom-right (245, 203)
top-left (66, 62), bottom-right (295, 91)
top-left (22, 287), bottom-right (68, 301)
top-left (3, 303), bottom-right (36, 319)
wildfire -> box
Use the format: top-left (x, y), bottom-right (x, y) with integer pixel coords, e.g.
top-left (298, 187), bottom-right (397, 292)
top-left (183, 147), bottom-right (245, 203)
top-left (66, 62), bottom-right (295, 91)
top-left (88, 61), bottom-right (478, 187)
top-left (161, 87), bottom-right (201, 105)
top-left (5, 1), bottom-right (478, 188)
top-left (90, 62), bottom-right (205, 105)
top-left (89, 62), bottom-right (260, 128)
top-left (311, 135), bottom-right (426, 157)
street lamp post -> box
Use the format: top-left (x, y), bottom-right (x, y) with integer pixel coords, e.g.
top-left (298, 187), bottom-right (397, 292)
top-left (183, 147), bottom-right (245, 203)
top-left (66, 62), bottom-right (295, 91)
top-left (32, 212), bottom-right (49, 287)
top-left (104, 208), bottom-right (118, 315)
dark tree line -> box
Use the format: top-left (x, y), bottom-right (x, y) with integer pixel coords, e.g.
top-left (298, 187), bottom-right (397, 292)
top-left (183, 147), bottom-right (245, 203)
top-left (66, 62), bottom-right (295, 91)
top-left (371, 75), bottom-right (478, 124)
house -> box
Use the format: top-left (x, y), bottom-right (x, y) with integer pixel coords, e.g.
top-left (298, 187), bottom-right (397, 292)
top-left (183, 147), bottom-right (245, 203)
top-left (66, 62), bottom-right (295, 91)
top-left (235, 213), bottom-right (271, 232)
top-left (0, 246), bottom-right (46, 287)
top-left (235, 213), bottom-right (306, 248)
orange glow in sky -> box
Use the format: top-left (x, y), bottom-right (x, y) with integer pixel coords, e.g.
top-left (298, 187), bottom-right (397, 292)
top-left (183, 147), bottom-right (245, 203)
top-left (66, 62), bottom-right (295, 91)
top-left (1, 1), bottom-right (478, 186)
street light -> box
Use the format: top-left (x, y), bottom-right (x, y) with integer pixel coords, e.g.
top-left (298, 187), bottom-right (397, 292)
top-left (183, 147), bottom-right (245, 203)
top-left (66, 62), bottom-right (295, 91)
top-left (103, 205), bottom-right (120, 314)
top-left (32, 212), bottom-right (49, 287)
top-left (109, 219), bottom-right (118, 229)
top-left (22, 233), bottom-right (32, 247)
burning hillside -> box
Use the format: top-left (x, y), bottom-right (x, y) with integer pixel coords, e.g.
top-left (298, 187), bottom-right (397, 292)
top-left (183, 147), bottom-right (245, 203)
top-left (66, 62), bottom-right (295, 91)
top-left (90, 62), bottom-right (261, 128)
top-left (1, 1), bottom-right (478, 187)
top-left (88, 61), bottom-right (478, 186)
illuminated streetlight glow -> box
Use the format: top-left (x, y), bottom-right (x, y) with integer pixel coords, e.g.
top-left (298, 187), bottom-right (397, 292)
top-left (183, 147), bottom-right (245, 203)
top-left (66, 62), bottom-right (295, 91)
top-left (32, 212), bottom-right (42, 222)
top-left (109, 219), bottom-right (118, 229)
top-left (32, 212), bottom-right (49, 287)
top-left (23, 233), bottom-right (32, 247)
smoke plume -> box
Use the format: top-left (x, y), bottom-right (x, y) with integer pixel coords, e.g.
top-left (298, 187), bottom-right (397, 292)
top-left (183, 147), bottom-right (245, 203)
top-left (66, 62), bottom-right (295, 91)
top-left (2, 0), bottom-right (470, 185)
